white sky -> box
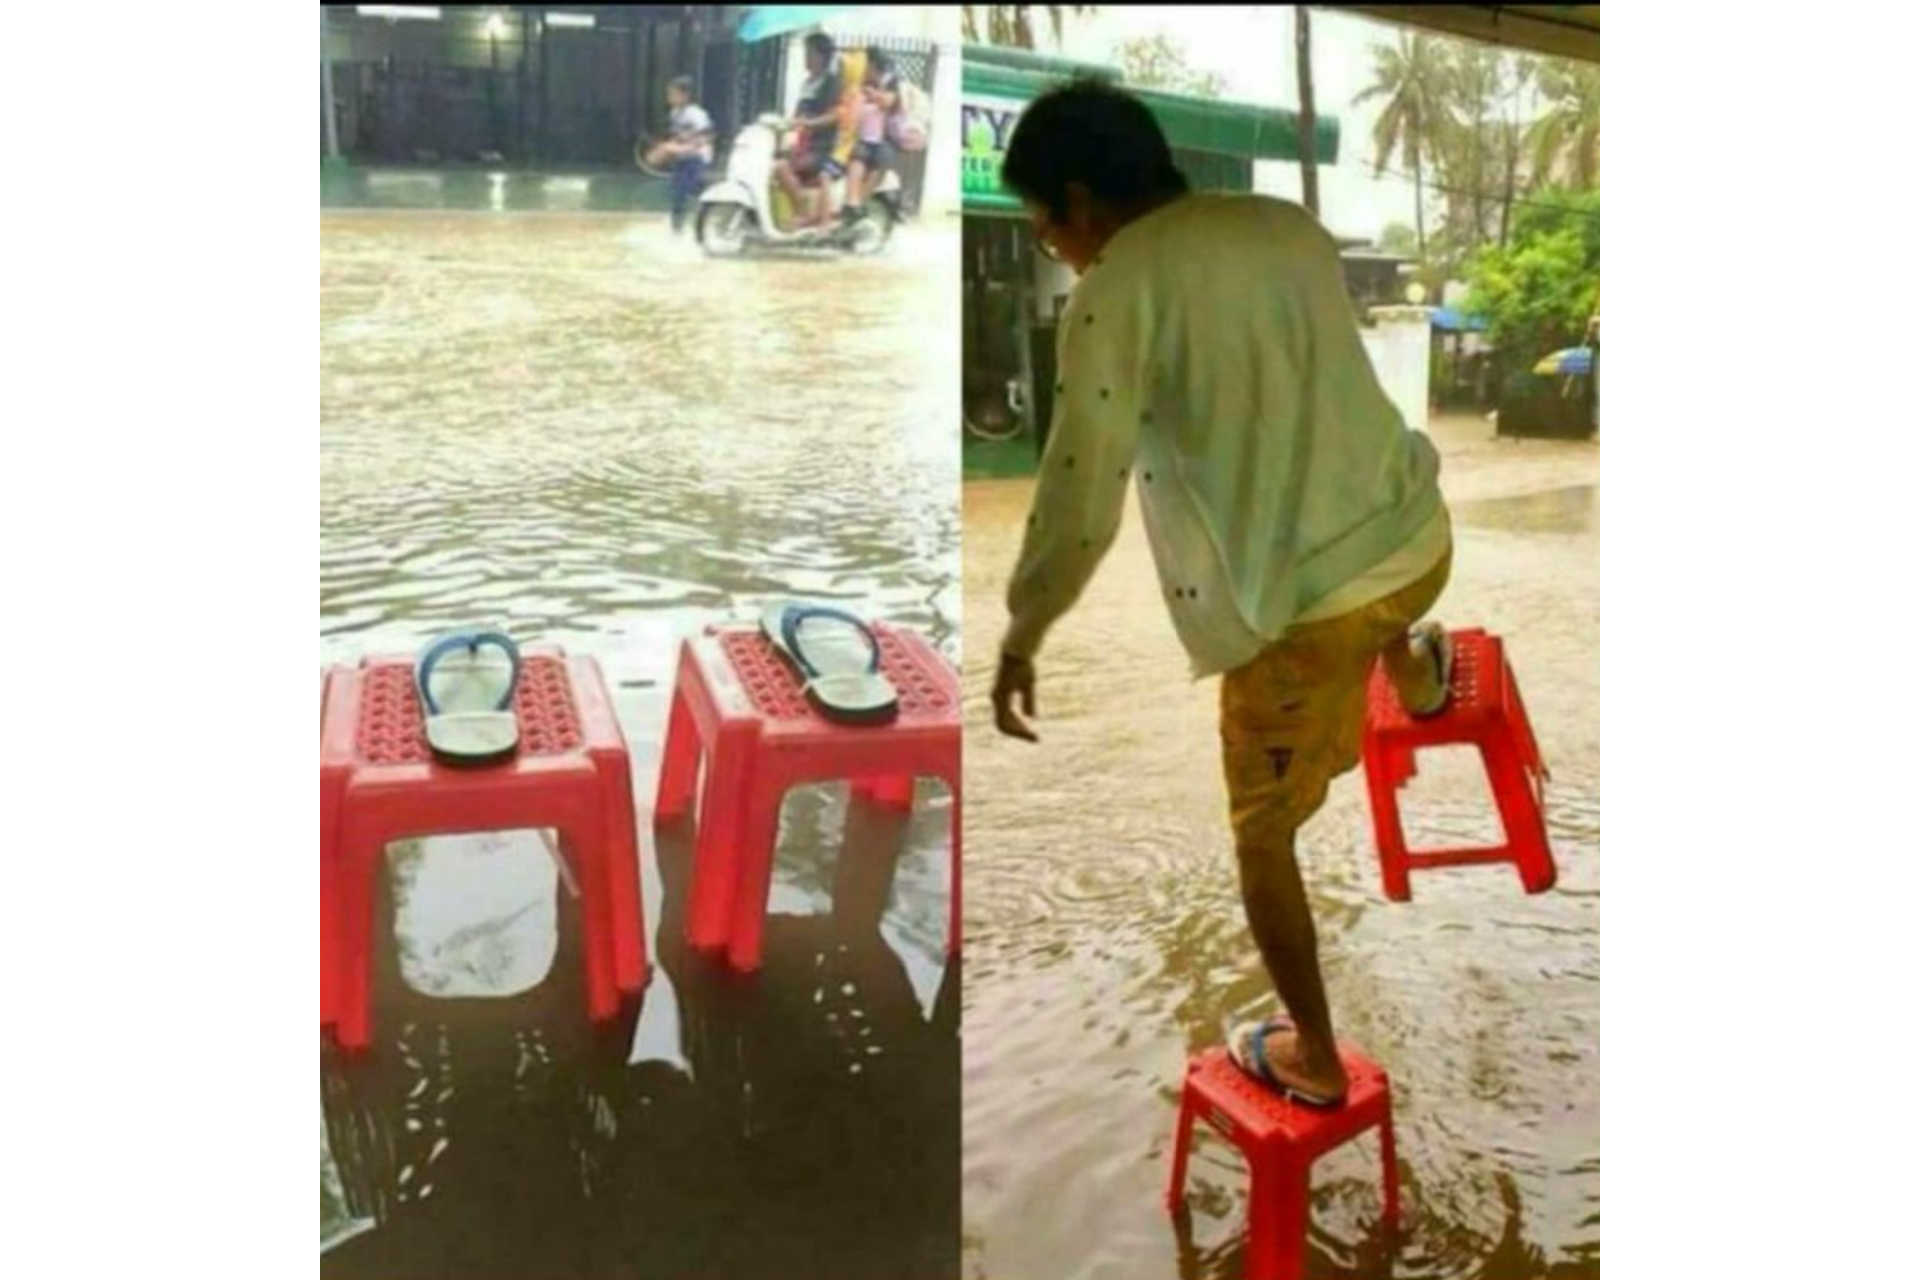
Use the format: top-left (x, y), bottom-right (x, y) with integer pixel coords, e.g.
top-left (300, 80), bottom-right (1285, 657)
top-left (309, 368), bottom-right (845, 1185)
top-left (1031, 5), bottom-right (1554, 244)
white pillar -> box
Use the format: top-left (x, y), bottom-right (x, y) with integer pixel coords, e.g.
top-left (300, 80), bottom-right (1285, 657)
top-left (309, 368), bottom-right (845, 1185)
top-left (1362, 305), bottom-right (1433, 434)
top-left (922, 40), bottom-right (961, 219)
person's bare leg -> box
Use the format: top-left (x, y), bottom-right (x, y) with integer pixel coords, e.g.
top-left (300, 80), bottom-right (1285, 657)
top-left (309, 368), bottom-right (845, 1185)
top-left (843, 159), bottom-right (867, 214)
top-left (773, 159), bottom-right (807, 228)
top-left (1234, 824), bottom-right (1349, 1099)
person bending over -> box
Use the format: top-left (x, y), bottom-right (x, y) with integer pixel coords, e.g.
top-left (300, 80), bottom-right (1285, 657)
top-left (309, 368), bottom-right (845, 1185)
top-left (989, 81), bottom-right (1458, 1106)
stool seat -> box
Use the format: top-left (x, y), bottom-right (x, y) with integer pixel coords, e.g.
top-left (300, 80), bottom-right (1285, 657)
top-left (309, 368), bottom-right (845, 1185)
top-left (320, 648), bottom-right (645, 1049)
top-left (1168, 1045), bottom-right (1399, 1280)
top-left (1361, 628), bottom-right (1556, 900)
top-left (654, 623), bottom-right (961, 972)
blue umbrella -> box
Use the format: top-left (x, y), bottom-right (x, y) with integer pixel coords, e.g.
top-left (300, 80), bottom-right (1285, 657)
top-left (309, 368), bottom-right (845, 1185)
top-left (736, 6), bottom-right (856, 42)
top-left (1532, 346), bottom-right (1593, 377)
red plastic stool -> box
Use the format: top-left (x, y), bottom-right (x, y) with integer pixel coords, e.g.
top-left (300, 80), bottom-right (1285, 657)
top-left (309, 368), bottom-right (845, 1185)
top-left (320, 648), bottom-right (646, 1050)
top-left (653, 624), bottom-right (960, 972)
top-left (1361, 628), bottom-right (1555, 901)
top-left (1167, 1046), bottom-right (1399, 1280)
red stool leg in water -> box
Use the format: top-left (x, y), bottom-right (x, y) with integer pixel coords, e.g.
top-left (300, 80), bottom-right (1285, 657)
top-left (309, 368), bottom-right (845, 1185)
top-left (320, 769), bottom-right (346, 1030)
top-left (600, 766), bottom-right (648, 994)
top-left (1165, 1090), bottom-right (1198, 1211)
top-left (726, 778), bottom-right (789, 972)
top-left (333, 828), bottom-right (388, 1051)
top-left (559, 821), bottom-right (621, 1022)
top-left (1481, 732), bottom-right (1556, 895)
top-left (1362, 740), bottom-right (1414, 903)
top-left (685, 740), bottom-right (753, 952)
top-left (1246, 1161), bottom-right (1311, 1280)
top-left (654, 685), bottom-right (701, 823)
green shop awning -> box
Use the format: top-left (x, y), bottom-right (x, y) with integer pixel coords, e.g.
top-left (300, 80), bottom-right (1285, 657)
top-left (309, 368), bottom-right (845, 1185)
top-left (961, 46), bottom-right (1339, 214)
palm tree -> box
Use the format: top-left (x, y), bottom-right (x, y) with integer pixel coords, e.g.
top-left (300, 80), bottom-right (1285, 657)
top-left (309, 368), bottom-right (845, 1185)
top-left (961, 6), bottom-right (1091, 49)
top-left (1526, 59), bottom-right (1598, 189)
top-left (1352, 32), bottom-right (1451, 257)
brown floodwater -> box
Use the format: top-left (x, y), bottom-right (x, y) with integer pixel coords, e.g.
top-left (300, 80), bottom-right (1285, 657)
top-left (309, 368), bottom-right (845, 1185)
top-left (960, 419), bottom-right (1598, 1280)
top-left (320, 208), bottom-right (960, 1277)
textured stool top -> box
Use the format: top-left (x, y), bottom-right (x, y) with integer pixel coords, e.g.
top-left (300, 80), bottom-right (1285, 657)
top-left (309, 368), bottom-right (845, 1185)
top-left (353, 654), bottom-right (584, 764)
top-left (717, 625), bottom-right (957, 727)
top-left (1366, 627), bottom-right (1499, 735)
top-left (1186, 1045), bottom-right (1388, 1148)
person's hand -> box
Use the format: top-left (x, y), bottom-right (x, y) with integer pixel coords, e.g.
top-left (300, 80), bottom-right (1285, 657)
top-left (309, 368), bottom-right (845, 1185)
top-left (992, 652), bottom-right (1038, 743)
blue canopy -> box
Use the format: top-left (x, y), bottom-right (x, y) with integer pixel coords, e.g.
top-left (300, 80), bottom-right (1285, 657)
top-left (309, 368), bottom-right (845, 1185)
top-left (736, 6), bottom-right (855, 42)
top-left (1429, 306), bottom-right (1487, 333)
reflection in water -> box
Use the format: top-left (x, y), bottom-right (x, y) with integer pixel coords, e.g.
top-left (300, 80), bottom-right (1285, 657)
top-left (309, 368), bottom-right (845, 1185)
top-left (321, 210), bottom-right (959, 1276)
top-left (960, 429), bottom-right (1598, 1280)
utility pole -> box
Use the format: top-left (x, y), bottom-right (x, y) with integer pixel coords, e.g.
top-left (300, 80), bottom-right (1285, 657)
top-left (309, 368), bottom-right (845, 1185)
top-left (1295, 6), bottom-right (1319, 217)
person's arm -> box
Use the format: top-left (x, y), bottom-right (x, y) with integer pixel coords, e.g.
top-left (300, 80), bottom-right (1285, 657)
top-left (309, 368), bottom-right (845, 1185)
top-left (1001, 283), bottom-right (1145, 661)
top-left (791, 73), bottom-right (843, 129)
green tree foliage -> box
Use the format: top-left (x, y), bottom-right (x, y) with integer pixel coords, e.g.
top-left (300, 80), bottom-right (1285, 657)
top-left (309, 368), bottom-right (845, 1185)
top-left (961, 6), bottom-right (1092, 49)
top-left (1115, 33), bottom-right (1226, 97)
top-left (1379, 222), bottom-right (1419, 257)
top-left (1526, 60), bottom-right (1600, 189)
top-left (1464, 188), bottom-right (1598, 361)
top-left (1351, 31), bottom-right (1451, 256)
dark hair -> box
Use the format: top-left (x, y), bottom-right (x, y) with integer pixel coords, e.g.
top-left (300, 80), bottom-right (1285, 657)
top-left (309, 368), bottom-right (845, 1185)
top-left (804, 32), bottom-right (835, 59)
top-left (866, 46), bottom-right (892, 73)
top-left (1001, 80), bottom-right (1189, 220)
top-left (668, 75), bottom-right (694, 97)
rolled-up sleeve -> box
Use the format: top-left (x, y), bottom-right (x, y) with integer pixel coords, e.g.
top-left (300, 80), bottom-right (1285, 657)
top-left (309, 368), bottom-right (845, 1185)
top-left (1002, 281), bottom-right (1145, 661)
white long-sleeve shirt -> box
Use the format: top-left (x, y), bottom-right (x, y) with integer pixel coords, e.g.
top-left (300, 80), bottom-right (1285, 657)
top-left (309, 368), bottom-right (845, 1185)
top-left (1002, 193), bottom-right (1446, 677)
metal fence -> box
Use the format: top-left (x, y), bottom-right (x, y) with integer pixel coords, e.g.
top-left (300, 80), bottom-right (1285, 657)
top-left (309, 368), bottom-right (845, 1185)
top-left (322, 6), bottom-right (726, 169)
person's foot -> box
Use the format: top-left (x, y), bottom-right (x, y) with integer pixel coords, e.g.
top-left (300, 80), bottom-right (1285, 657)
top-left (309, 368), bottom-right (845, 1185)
top-left (1402, 621), bottom-right (1454, 718)
top-left (1227, 1016), bottom-right (1350, 1106)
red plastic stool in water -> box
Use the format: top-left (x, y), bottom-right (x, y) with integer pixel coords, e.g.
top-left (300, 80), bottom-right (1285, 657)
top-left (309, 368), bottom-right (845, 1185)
top-left (1167, 1046), bottom-right (1399, 1280)
top-left (320, 649), bottom-right (646, 1050)
top-left (1361, 628), bottom-right (1555, 901)
top-left (653, 624), bottom-right (961, 972)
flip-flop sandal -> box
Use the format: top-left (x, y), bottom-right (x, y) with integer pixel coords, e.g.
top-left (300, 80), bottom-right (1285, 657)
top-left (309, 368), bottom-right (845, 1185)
top-left (759, 602), bottom-right (900, 726)
top-left (415, 630), bottom-right (522, 765)
top-left (1226, 1015), bottom-right (1348, 1109)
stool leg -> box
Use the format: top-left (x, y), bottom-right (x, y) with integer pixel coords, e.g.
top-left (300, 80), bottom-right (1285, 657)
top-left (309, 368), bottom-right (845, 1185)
top-left (1483, 733), bottom-right (1556, 895)
top-left (654, 685), bottom-right (701, 823)
top-left (1246, 1162), bottom-right (1310, 1280)
top-left (1165, 1090), bottom-right (1197, 1212)
top-left (1380, 1097), bottom-right (1401, 1235)
top-left (602, 765), bottom-right (648, 995)
top-left (560, 823), bottom-right (620, 1022)
top-left (725, 781), bottom-right (787, 973)
top-left (685, 741), bottom-right (751, 952)
top-left (1362, 743), bottom-right (1414, 902)
top-left (334, 831), bottom-right (387, 1051)
top-left (320, 773), bottom-right (343, 1029)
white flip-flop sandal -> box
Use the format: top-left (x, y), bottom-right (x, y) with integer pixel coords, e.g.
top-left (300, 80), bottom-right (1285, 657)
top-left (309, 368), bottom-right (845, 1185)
top-left (415, 630), bottom-right (522, 765)
top-left (759, 602), bottom-right (900, 726)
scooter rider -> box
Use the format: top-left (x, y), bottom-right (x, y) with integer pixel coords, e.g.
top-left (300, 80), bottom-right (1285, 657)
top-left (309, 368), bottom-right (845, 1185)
top-left (772, 33), bottom-right (844, 230)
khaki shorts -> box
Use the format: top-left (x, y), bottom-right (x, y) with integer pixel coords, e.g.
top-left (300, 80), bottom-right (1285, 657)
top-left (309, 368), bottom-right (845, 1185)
top-left (1219, 548), bottom-right (1452, 846)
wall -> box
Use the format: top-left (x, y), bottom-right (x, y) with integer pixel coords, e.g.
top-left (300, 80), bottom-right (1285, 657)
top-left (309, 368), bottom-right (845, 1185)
top-left (1359, 306), bottom-right (1432, 434)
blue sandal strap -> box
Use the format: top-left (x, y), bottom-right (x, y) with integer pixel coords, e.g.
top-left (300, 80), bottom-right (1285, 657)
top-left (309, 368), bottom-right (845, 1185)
top-left (416, 631), bottom-right (522, 716)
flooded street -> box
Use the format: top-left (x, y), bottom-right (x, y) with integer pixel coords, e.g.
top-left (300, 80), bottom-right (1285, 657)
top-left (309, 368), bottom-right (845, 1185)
top-left (961, 415), bottom-right (1598, 1280)
top-left (321, 208), bottom-right (960, 1277)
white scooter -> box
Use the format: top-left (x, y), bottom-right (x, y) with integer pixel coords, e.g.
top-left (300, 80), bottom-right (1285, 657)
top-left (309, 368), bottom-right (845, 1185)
top-left (696, 114), bottom-right (901, 257)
